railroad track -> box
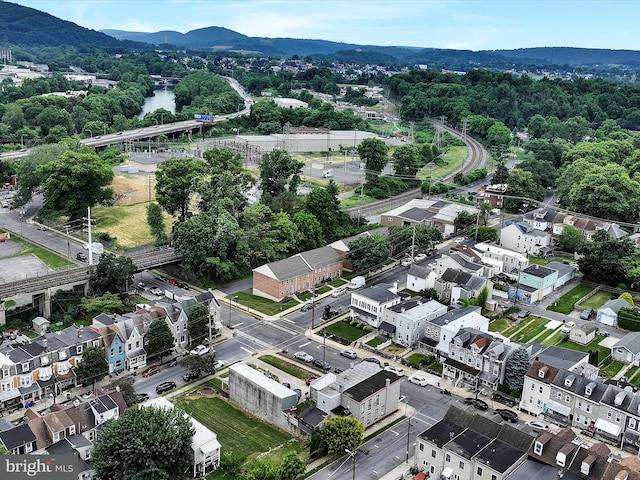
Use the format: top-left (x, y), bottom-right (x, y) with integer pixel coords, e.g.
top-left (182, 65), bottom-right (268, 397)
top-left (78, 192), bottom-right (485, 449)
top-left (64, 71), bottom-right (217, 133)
top-left (344, 121), bottom-right (488, 217)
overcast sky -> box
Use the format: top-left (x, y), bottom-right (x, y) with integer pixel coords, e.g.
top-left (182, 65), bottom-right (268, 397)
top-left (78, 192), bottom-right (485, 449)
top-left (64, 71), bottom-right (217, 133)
top-left (7, 0), bottom-right (640, 51)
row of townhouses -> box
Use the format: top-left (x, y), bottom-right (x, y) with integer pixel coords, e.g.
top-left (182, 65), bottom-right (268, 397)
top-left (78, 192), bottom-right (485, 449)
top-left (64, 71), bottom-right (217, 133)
top-left (416, 405), bottom-right (640, 480)
top-left (0, 292), bottom-right (220, 413)
top-left (0, 387), bottom-right (221, 479)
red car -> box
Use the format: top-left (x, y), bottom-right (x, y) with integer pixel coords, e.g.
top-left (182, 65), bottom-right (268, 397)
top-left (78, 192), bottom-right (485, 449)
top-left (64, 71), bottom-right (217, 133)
top-left (141, 365), bottom-right (160, 377)
top-left (305, 377), bottom-right (318, 386)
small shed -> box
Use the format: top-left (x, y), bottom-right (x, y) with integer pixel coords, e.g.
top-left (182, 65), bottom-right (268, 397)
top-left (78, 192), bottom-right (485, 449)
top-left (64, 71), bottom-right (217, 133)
top-left (569, 323), bottom-right (596, 345)
top-left (32, 316), bottom-right (50, 335)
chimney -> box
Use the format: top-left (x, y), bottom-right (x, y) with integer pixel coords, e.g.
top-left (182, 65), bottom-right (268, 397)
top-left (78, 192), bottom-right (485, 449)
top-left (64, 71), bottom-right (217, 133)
top-left (42, 338), bottom-right (48, 350)
top-left (77, 327), bottom-right (83, 338)
top-left (385, 378), bottom-right (391, 388)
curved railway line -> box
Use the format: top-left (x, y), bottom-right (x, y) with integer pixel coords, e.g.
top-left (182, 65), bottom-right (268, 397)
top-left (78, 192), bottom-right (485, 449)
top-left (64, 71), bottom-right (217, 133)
top-left (344, 120), bottom-right (488, 217)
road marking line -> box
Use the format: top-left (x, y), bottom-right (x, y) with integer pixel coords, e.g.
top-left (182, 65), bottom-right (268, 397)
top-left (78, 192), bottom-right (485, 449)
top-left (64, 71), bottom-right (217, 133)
top-left (234, 322), bottom-right (244, 327)
top-left (390, 429), bottom-right (399, 436)
top-left (298, 341), bottom-right (310, 347)
top-left (282, 319), bottom-right (295, 324)
top-left (240, 347), bottom-right (253, 354)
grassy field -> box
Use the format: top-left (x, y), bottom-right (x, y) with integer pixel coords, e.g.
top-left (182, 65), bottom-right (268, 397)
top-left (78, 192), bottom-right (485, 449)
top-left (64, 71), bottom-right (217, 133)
top-left (626, 366), bottom-right (640, 385)
top-left (91, 174), bottom-right (174, 249)
top-left (229, 291), bottom-right (298, 316)
top-left (324, 320), bottom-right (369, 342)
top-left (9, 236), bottom-right (75, 269)
top-left (259, 355), bottom-right (316, 380)
top-left (535, 327), bottom-right (561, 344)
top-left (581, 291), bottom-right (612, 310)
top-left (177, 396), bottom-right (303, 464)
top-left (547, 285), bottom-right (592, 314)
top-left (488, 318), bottom-right (511, 333)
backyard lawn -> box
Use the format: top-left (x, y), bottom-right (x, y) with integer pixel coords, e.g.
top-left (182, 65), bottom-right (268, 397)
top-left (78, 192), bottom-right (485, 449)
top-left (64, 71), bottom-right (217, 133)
top-left (599, 358), bottom-right (626, 379)
top-left (547, 285), bottom-right (592, 314)
top-left (581, 290), bottom-right (612, 310)
top-left (259, 355), bottom-right (316, 380)
top-left (508, 317), bottom-right (553, 343)
top-left (228, 292), bottom-right (298, 316)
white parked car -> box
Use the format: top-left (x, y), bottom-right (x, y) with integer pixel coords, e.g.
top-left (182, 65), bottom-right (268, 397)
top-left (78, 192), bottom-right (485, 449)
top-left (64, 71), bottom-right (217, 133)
top-left (213, 360), bottom-right (226, 369)
top-left (149, 287), bottom-right (163, 296)
top-left (190, 345), bottom-right (211, 356)
top-left (561, 321), bottom-right (576, 333)
top-left (526, 420), bottom-right (549, 432)
top-left (454, 237), bottom-right (466, 244)
top-left (294, 351), bottom-right (314, 363)
top-left (384, 365), bottom-right (405, 376)
top-left (414, 253), bottom-right (427, 262)
top-left (401, 258), bottom-right (413, 267)
top-left (331, 287), bottom-right (347, 298)
top-left (408, 374), bottom-right (429, 386)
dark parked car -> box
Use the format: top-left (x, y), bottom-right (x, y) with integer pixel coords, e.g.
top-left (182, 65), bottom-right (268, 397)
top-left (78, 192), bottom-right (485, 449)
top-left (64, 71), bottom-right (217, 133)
top-left (76, 252), bottom-right (88, 262)
top-left (136, 393), bottom-right (149, 402)
top-left (300, 302), bottom-right (312, 312)
top-left (464, 398), bottom-right (489, 410)
top-left (312, 358), bottom-right (331, 370)
top-left (183, 371), bottom-right (201, 382)
top-left (517, 309), bottom-right (531, 319)
top-left (363, 357), bottom-right (381, 366)
top-left (495, 408), bottom-right (518, 422)
top-left (168, 355), bottom-right (183, 367)
top-left (156, 381), bottom-right (177, 394)
top-left (580, 308), bottom-right (593, 320)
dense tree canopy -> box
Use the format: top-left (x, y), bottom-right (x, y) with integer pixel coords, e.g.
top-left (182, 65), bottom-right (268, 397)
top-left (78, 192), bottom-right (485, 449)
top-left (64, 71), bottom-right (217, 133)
top-left (321, 416), bottom-right (364, 456)
top-left (346, 233), bottom-right (390, 273)
top-left (92, 406), bottom-right (194, 480)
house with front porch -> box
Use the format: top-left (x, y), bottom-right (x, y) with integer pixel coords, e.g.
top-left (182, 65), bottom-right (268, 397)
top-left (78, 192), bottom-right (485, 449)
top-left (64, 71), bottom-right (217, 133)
top-left (442, 327), bottom-right (519, 391)
top-left (434, 268), bottom-right (490, 304)
top-left (378, 297), bottom-right (447, 347)
top-left (419, 306), bottom-right (490, 359)
top-left (552, 212), bottom-right (629, 243)
top-left (350, 284), bottom-right (401, 328)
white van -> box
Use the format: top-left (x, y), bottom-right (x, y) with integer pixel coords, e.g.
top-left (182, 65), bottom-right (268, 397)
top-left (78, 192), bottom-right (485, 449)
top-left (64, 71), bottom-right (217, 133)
top-left (322, 169), bottom-right (332, 178)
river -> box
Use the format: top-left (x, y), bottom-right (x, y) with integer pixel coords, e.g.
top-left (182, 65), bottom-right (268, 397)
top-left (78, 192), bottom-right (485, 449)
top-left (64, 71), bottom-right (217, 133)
top-left (138, 89), bottom-right (176, 118)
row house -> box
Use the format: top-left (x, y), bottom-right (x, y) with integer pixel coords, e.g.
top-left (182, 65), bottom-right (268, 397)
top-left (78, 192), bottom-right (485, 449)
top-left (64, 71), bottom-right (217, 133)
top-left (378, 297), bottom-right (448, 347)
top-left (419, 306), bottom-right (490, 358)
top-left (443, 327), bottom-right (519, 391)
top-left (0, 325), bottom-right (103, 412)
top-left (434, 268), bottom-right (490, 304)
top-left (93, 312), bottom-right (149, 372)
top-left (520, 360), bottom-right (640, 454)
top-left (415, 406), bottom-right (534, 480)
top-left (472, 242), bottom-right (529, 276)
top-left (499, 221), bottom-right (552, 256)
top-left (478, 184), bottom-right (508, 208)
top-left (252, 245), bottom-right (343, 301)
top-left (522, 206), bottom-right (557, 232)
top-left (349, 283), bottom-right (401, 328)
top-left (509, 261), bottom-right (576, 304)
top-left (552, 212), bottom-right (628, 243)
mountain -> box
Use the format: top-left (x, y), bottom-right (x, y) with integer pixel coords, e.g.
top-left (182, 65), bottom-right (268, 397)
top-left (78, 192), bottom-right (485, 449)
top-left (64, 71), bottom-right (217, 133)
top-left (0, 0), bottom-right (124, 48)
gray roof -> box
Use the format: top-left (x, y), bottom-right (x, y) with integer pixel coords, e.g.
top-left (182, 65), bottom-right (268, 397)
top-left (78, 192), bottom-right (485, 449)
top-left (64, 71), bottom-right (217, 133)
top-left (575, 323), bottom-right (597, 335)
top-left (255, 245), bottom-right (342, 281)
top-left (533, 345), bottom-right (588, 371)
top-left (353, 283), bottom-right (399, 303)
top-left (0, 423), bottom-right (36, 450)
top-left (613, 331), bottom-right (640, 354)
top-left (429, 306), bottom-right (482, 326)
top-left (343, 370), bottom-right (402, 402)
top-left (524, 207), bottom-right (557, 223)
top-left (407, 263), bottom-right (432, 278)
top-left (600, 298), bottom-right (633, 314)
top-left (397, 207), bottom-right (436, 222)
top-left (522, 264), bottom-right (555, 278)
top-left (546, 260), bottom-right (575, 278)
top-left (551, 368), bottom-right (607, 403)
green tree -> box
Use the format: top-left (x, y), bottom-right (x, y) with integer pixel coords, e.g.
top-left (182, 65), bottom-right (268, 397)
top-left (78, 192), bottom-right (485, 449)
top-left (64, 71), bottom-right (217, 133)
top-left (357, 137), bottom-right (389, 183)
top-left (292, 211), bottom-right (325, 250)
top-left (180, 354), bottom-right (219, 377)
top-left (578, 230), bottom-right (636, 286)
top-left (486, 122), bottom-right (511, 148)
top-left (75, 346), bottom-right (109, 386)
top-left (467, 226), bottom-right (498, 243)
top-left (80, 293), bottom-right (124, 318)
top-left (454, 210), bottom-right (475, 232)
top-left (109, 378), bottom-right (137, 407)
top-left (245, 459), bottom-right (279, 480)
top-left (346, 233), bottom-right (390, 273)
top-left (146, 202), bottom-right (168, 246)
top-left (515, 158), bottom-right (558, 189)
top-left (477, 201), bottom-right (494, 226)
top-left (504, 347), bottom-right (530, 393)
top-left (279, 452), bottom-right (306, 480)
top-left (259, 149), bottom-right (304, 210)
top-left (188, 303), bottom-right (210, 346)
top-left (321, 416), bottom-right (364, 456)
top-left (89, 253), bottom-right (136, 296)
top-left (92, 405), bottom-right (194, 480)
top-left (556, 225), bottom-right (585, 253)
top-left (219, 451), bottom-right (247, 479)
top-left (391, 144), bottom-right (420, 177)
top-left (619, 292), bottom-right (634, 307)
top-left (145, 319), bottom-right (174, 360)
top-left (37, 150), bottom-right (114, 220)
top-left (155, 157), bottom-right (207, 221)
top-left (491, 161), bottom-right (509, 186)
top-left (304, 188), bottom-right (339, 241)
top-left (504, 168), bottom-right (545, 210)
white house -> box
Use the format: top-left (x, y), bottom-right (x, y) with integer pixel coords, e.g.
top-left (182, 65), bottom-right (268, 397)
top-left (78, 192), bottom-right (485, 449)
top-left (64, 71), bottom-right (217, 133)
top-left (378, 297), bottom-right (448, 347)
top-left (406, 263), bottom-right (438, 292)
top-left (499, 222), bottom-right (552, 256)
top-left (141, 397), bottom-right (221, 477)
top-left (611, 332), bottom-right (640, 366)
top-left (350, 284), bottom-right (401, 328)
top-left (419, 306), bottom-right (489, 358)
top-left (596, 298), bottom-right (634, 327)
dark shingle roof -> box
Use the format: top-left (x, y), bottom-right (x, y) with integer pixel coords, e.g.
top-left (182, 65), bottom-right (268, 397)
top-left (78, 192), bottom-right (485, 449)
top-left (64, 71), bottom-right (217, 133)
top-left (0, 423), bottom-right (36, 450)
top-left (343, 370), bottom-right (402, 402)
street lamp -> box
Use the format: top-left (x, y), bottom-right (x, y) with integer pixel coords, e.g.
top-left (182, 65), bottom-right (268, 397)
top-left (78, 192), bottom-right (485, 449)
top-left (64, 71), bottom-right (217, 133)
top-left (86, 129), bottom-right (93, 138)
top-left (405, 399), bottom-right (411, 464)
top-left (237, 103), bottom-right (244, 113)
top-left (345, 449), bottom-right (356, 480)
